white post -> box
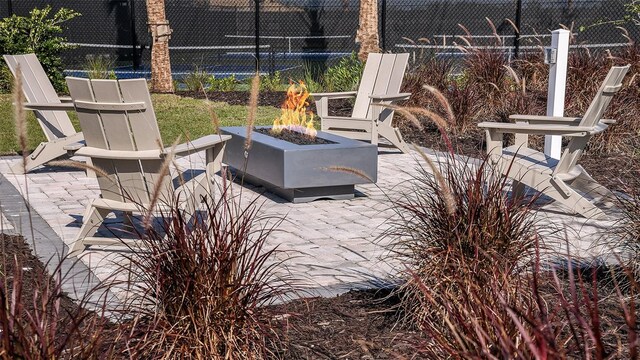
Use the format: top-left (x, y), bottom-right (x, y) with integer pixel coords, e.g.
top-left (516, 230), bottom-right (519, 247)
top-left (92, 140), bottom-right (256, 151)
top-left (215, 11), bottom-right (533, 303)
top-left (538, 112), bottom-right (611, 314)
top-left (544, 29), bottom-right (570, 159)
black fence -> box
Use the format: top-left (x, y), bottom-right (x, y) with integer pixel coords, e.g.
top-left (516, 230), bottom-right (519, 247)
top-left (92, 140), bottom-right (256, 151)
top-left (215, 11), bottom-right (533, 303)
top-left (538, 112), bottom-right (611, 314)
top-left (1, 0), bottom-right (637, 80)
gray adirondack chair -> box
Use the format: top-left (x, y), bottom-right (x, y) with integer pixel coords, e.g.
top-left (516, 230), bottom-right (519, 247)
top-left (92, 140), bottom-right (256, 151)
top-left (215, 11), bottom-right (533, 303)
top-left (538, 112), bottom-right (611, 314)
top-left (313, 53), bottom-right (411, 153)
top-left (4, 54), bottom-right (84, 174)
top-left (478, 65), bottom-right (630, 219)
top-left (65, 77), bottom-right (230, 256)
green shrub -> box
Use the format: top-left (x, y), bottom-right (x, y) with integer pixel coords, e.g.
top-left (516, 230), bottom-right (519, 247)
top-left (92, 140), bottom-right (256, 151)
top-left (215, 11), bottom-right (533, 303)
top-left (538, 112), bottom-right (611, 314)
top-left (210, 74), bottom-right (237, 91)
top-left (302, 67), bottom-right (324, 93)
top-left (83, 55), bottom-right (116, 79)
top-left (323, 52), bottom-right (364, 92)
top-left (259, 71), bottom-right (282, 91)
top-left (182, 67), bottom-right (213, 93)
top-left (0, 6), bottom-right (80, 93)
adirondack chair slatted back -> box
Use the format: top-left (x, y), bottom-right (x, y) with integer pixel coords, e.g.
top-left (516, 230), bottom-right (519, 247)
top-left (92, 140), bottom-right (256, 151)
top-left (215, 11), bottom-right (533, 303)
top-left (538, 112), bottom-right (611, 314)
top-left (554, 65), bottom-right (629, 176)
top-left (351, 53), bottom-right (409, 119)
top-left (66, 77), bottom-right (169, 204)
top-left (4, 54), bottom-right (76, 140)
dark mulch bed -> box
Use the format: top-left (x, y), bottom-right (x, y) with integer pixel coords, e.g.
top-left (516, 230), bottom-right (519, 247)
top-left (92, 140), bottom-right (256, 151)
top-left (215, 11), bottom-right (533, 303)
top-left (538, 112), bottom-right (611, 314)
top-left (179, 90), bottom-right (287, 107)
top-left (272, 289), bottom-right (423, 359)
top-left (0, 234), bottom-right (78, 317)
top-left (180, 90), bottom-right (356, 113)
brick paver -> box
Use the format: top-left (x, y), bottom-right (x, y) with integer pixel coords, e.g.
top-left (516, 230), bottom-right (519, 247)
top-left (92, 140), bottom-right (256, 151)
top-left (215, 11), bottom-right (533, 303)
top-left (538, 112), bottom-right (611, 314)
top-left (0, 150), bottom-right (623, 301)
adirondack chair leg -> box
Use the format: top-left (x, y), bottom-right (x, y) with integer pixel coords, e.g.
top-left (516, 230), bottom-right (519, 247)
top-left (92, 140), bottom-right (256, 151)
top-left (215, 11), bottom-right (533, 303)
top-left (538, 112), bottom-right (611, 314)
top-left (10, 132), bottom-right (84, 174)
top-left (69, 205), bottom-right (112, 257)
top-left (569, 166), bottom-right (616, 204)
top-left (534, 177), bottom-right (608, 220)
top-left (377, 123), bottom-right (409, 153)
top-left (511, 179), bottom-right (526, 199)
top-left (315, 98), bottom-right (329, 119)
top-left (205, 141), bottom-right (226, 193)
top-left (560, 189), bottom-right (608, 220)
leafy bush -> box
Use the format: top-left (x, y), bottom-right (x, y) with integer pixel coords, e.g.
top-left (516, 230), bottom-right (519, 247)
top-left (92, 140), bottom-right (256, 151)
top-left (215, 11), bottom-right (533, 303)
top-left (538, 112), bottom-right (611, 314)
top-left (0, 6), bottom-right (80, 93)
top-left (323, 52), bottom-right (364, 92)
top-left (83, 55), bottom-right (116, 79)
top-left (302, 67), bottom-right (324, 93)
top-left (260, 71), bottom-right (282, 91)
top-left (210, 74), bottom-right (237, 91)
top-left (182, 67), bottom-right (213, 93)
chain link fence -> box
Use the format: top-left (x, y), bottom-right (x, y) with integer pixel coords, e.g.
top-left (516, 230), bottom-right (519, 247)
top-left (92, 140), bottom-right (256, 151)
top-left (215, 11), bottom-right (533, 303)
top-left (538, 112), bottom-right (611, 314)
top-left (1, 0), bottom-right (637, 80)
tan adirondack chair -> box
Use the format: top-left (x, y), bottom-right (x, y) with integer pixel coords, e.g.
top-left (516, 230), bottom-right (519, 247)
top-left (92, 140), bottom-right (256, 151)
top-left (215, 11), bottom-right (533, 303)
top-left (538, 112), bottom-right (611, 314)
top-left (65, 77), bottom-right (230, 256)
top-left (4, 54), bottom-right (84, 174)
top-left (478, 65), bottom-right (630, 219)
top-left (313, 53), bottom-right (411, 153)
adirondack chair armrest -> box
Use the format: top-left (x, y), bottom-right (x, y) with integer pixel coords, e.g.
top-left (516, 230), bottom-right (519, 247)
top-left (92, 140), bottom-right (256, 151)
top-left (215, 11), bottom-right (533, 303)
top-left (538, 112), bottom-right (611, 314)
top-left (75, 146), bottom-right (163, 160)
top-left (601, 119), bottom-right (616, 124)
top-left (369, 93), bottom-right (411, 102)
top-left (24, 102), bottom-right (76, 111)
top-left (168, 134), bottom-right (231, 158)
top-left (63, 140), bottom-right (85, 152)
top-left (478, 122), bottom-right (594, 136)
top-left (590, 123), bottom-right (610, 135)
top-left (311, 91), bottom-right (357, 100)
top-left (509, 114), bottom-right (583, 124)
top-left (58, 96), bottom-right (73, 103)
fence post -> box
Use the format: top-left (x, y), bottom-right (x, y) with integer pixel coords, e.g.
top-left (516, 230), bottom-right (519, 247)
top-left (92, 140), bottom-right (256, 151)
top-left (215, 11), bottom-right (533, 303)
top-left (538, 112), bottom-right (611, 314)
top-left (513, 0), bottom-right (522, 59)
top-left (380, 0), bottom-right (386, 51)
top-left (130, 0), bottom-right (139, 69)
top-left (544, 29), bottom-right (570, 160)
top-left (254, 0), bottom-right (260, 72)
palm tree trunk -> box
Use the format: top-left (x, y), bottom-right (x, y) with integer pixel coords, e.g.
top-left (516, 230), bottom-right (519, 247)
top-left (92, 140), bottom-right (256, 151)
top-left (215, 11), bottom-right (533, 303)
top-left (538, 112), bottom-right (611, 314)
top-left (356, 0), bottom-right (380, 61)
top-left (146, 0), bottom-right (174, 93)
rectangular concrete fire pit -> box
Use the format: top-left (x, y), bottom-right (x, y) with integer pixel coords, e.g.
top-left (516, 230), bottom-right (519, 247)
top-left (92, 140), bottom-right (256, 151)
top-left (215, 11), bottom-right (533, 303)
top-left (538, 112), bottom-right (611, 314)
top-left (220, 126), bottom-right (378, 203)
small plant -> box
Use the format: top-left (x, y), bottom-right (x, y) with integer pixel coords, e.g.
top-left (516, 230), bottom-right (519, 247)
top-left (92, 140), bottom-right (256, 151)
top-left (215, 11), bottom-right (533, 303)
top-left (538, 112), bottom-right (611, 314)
top-left (403, 59), bottom-right (480, 134)
top-left (0, 6), bottom-right (80, 93)
top-left (117, 190), bottom-right (292, 359)
top-left (387, 151), bottom-right (539, 321)
top-left (182, 66), bottom-right (213, 93)
top-left (83, 55), bottom-right (116, 79)
top-left (260, 71), bottom-right (282, 91)
top-left (323, 52), bottom-right (364, 92)
top-left (0, 235), bottom-right (111, 359)
top-left (301, 67), bottom-right (324, 93)
top-left (210, 74), bottom-right (237, 91)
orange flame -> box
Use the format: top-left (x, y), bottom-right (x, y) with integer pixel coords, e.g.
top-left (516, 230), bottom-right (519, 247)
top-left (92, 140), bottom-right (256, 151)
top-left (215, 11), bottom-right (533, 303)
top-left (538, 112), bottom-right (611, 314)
top-left (272, 81), bottom-right (317, 137)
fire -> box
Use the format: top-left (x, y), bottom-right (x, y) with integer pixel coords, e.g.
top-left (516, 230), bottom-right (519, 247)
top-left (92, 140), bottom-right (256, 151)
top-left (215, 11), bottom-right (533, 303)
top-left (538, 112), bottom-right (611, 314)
top-left (272, 81), bottom-right (317, 137)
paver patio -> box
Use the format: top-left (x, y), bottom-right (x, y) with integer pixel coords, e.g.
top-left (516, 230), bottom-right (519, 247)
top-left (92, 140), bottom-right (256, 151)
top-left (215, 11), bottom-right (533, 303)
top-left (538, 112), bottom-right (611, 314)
top-left (0, 148), bottom-right (623, 303)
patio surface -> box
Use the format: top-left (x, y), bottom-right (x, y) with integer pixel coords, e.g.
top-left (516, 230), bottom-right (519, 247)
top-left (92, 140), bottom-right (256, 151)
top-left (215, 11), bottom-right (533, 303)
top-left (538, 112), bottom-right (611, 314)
top-left (0, 148), bottom-right (623, 304)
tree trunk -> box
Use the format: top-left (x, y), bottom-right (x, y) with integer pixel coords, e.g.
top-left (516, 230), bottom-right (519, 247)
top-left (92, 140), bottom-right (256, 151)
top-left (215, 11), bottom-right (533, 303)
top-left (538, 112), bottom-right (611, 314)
top-left (146, 0), bottom-right (174, 93)
top-left (356, 0), bottom-right (380, 61)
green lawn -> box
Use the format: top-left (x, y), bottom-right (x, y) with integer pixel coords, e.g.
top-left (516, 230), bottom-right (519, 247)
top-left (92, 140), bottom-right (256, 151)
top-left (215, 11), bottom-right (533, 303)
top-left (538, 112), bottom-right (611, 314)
top-left (0, 94), bottom-right (281, 155)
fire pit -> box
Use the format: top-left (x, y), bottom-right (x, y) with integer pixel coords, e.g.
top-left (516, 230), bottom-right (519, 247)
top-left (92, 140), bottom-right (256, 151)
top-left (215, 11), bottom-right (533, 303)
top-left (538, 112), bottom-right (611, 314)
top-left (220, 81), bottom-right (377, 203)
top-left (220, 126), bottom-right (377, 203)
